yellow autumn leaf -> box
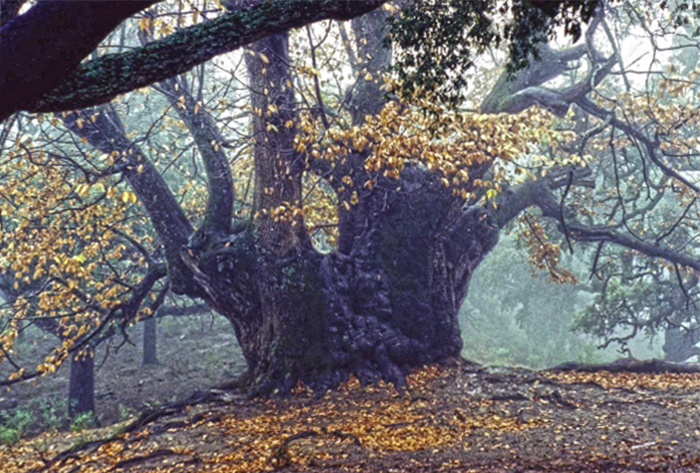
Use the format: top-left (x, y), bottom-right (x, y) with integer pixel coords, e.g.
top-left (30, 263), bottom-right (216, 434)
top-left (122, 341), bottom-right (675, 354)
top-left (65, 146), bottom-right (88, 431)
top-left (121, 190), bottom-right (137, 204)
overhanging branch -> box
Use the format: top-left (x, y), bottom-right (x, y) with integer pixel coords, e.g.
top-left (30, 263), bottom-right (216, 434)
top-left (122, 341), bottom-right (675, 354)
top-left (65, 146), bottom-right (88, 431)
top-left (22, 0), bottom-right (386, 115)
top-left (0, 0), bottom-right (159, 122)
top-left (493, 167), bottom-right (700, 273)
top-left (534, 190), bottom-right (700, 273)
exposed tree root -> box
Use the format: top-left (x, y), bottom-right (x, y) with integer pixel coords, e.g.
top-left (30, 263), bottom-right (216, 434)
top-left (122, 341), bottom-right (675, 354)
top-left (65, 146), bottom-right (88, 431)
top-left (548, 358), bottom-right (700, 374)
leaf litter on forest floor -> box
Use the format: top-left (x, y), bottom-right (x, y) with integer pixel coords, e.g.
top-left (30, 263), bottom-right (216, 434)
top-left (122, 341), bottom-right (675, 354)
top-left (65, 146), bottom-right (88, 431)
top-left (544, 370), bottom-right (700, 391)
top-left (3, 362), bottom-right (700, 472)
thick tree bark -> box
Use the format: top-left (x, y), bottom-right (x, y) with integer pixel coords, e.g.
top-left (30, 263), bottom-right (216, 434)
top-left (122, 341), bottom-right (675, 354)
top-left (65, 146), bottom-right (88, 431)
top-left (2, 0), bottom-right (386, 121)
top-left (0, 0), bottom-right (26, 27)
top-left (480, 44), bottom-right (585, 115)
top-left (0, 0), bottom-right (159, 123)
top-left (69, 347), bottom-right (95, 419)
top-left (11, 3), bottom-right (555, 399)
top-left (42, 4), bottom-right (700, 398)
top-left (183, 163), bottom-right (499, 394)
top-left (245, 32), bottom-right (307, 254)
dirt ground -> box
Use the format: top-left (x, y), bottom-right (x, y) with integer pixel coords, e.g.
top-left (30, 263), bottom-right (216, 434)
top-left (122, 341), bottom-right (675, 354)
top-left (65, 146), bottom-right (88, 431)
top-left (0, 315), bottom-right (246, 432)
top-left (3, 360), bottom-right (700, 472)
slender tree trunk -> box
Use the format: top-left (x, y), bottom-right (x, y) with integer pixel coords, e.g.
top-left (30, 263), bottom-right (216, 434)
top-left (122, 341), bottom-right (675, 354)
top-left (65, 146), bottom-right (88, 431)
top-left (68, 347), bottom-right (95, 419)
top-left (142, 318), bottom-right (158, 366)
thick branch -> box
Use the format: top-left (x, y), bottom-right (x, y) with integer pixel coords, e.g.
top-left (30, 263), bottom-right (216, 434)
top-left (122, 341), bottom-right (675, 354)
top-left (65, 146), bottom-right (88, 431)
top-left (496, 174), bottom-right (700, 271)
top-left (562, 222), bottom-right (700, 273)
top-left (20, 0), bottom-right (386, 116)
top-left (480, 11), bottom-right (608, 116)
top-left (61, 107), bottom-right (196, 292)
top-left (480, 44), bottom-right (586, 114)
top-left (496, 174), bottom-right (700, 273)
top-left (246, 33), bottom-right (308, 254)
top-left (349, 8), bottom-right (391, 125)
top-left (158, 77), bottom-right (234, 236)
top-left (0, 0), bottom-right (159, 122)
top-left (493, 165), bottom-right (593, 228)
top-left (0, 0), bottom-right (26, 27)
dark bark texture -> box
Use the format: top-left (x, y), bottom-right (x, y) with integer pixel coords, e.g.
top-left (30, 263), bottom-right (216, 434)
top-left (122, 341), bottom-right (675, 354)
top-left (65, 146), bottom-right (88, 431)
top-left (69, 348), bottom-right (95, 419)
top-left (0, 0), bottom-right (386, 121)
top-left (0, 0), bottom-right (25, 27)
top-left (181, 163), bottom-right (499, 395)
top-left (0, 0), bottom-right (158, 122)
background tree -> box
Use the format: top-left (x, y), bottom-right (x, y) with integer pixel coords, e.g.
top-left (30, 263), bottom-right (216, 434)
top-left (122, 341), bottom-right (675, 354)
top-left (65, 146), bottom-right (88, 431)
top-left (462, 0), bottom-right (700, 358)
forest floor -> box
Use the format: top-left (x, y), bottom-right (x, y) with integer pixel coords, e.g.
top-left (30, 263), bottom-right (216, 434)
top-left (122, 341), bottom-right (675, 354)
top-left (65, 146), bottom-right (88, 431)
top-left (0, 316), bottom-right (245, 433)
top-left (2, 359), bottom-right (700, 472)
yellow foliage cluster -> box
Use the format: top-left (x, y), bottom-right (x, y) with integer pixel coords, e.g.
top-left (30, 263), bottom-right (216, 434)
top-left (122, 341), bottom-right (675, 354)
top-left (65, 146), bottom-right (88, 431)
top-left (256, 201), bottom-right (305, 226)
top-left (302, 173), bottom-right (340, 248)
top-left (517, 213), bottom-right (578, 284)
top-left (296, 96), bottom-right (568, 204)
top-left (0, 150), bottom-right (154, 376)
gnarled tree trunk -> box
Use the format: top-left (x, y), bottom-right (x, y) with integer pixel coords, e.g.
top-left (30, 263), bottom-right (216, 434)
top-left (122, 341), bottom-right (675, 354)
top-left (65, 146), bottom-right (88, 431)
top-left (187, 168), bottom-right (499, 394)
top-left (176, 15), bottom-right (502, 395)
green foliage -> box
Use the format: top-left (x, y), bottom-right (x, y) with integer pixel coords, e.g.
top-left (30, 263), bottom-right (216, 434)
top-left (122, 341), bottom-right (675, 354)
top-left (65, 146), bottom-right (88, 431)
top-left (0, 394), bottom-right (71, 444)
top-left (388, 0), bottom-right (599, 106)
top-left (70, 411), bottom-right (95, 433)
top-left (39, 395), bottom-right (67, 431)
top-left (119, 404), bottom-right (136, 422)
top-left (0, 408), bottom-right (33, 445)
